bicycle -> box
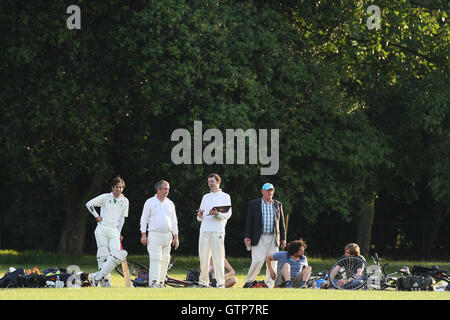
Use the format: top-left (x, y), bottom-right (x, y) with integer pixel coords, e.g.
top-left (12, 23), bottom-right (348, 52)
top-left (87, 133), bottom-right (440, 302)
top-left (115, 258), bottom-right (203, 288)
top-left (411, 265), bottom-right (450, 283)
top-left (328, 252), bottom-right (408, 290)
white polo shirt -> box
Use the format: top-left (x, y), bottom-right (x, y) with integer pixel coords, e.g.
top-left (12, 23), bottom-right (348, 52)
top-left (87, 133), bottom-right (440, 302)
top-left (86, 193), bottom-right (129, 228)
top-left (197, 190), bottom-right (232, 233)
top-left (140, 195), bottom-right (179, 235)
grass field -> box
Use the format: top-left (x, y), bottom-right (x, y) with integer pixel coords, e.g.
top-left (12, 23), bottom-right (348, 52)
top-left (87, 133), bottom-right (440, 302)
top-left (1, 250), bottom-right (449, 300)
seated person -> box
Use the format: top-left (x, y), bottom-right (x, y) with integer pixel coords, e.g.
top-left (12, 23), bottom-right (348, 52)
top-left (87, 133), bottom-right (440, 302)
top-left (321, 242), bottom-right (366, 289)
top-left (266, 239), bottom-right (312, 288)
top-left (209, 257), bottom-right (237, 288)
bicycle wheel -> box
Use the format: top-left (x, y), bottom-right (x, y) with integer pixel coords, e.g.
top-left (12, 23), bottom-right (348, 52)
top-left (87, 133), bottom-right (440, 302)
top-left (115, 259), bottom-right (149, 278)
top-left (329, 256), bottom-right (369, 290)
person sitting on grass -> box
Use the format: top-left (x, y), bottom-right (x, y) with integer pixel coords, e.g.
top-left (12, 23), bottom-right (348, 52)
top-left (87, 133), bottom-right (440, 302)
top-left (266, 239), bottom-right (312, 288)
top-left (209, 257), bottom-right (237, 288)
top-left (321, 242), bottom-right (366, 289)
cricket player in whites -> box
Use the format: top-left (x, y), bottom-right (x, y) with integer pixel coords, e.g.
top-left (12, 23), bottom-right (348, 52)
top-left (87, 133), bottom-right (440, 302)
top-left (86, 176), bottom-right (129, 287)
top-left (140, 180), bottom-right (179, 288)
top-left (197, 173), bottom-right (232, 288)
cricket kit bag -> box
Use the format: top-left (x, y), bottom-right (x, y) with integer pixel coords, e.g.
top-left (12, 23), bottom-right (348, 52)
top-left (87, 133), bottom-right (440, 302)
top-left (0, 268), bottom-right (46, 288)
top-left (185, 269), bottom-right (216, 286)
top-left (132, 270), bottom-right (149, 287)
top-left (396, 275), bottom-right (434, 291)
top-left (0, 267), bottom-right (91, 288)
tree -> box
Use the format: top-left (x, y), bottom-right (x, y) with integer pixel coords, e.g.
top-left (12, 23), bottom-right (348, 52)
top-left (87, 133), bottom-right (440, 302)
top-left (1, 0), bottom-right (446, 258)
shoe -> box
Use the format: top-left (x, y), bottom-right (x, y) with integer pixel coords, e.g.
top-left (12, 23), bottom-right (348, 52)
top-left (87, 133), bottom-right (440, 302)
top-left (284, 281), bottom-right (293, 288)
top-left (157, 282), bottom-right (166, 288)
top-left (101, 278), bottom-right (112, 287)
top-left (89, 273), bottom-right (100, 287)
top-left (149, 280), bottom-right (159, 288)
top-left (243, 281), bottom-right (255, 288)
top-left (298, 281), bottom-right (307, 289)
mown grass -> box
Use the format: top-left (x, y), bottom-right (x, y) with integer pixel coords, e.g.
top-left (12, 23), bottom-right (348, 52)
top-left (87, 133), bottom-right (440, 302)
top-left (0, 250), bottom-right (449, 300)
top-left (1, 284), bottom-right (449, 300)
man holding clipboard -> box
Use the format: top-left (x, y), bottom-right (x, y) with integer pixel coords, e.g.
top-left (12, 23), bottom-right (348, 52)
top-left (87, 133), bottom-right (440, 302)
top-left (196, 173), bottom-right (232, 288)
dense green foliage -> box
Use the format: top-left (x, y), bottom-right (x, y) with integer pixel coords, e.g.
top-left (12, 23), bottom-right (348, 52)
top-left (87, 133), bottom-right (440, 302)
top-left (0, 1), bottom-right (448, 258)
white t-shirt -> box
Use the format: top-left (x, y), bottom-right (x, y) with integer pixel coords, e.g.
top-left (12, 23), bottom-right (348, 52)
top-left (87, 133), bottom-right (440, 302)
top-left (197, 190), bottom-right (232, 233)
top-left (86, 193), bottom-right (129, 229)
top-left (140, 195), bottom-right (179, 235)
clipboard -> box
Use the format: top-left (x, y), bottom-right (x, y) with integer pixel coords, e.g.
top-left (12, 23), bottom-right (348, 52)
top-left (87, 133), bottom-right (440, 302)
top-left (212, 205), bottom-right (231, 213)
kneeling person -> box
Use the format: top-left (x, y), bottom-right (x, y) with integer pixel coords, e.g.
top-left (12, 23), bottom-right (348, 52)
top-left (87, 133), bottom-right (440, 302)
top-left (267, 239), bottom-right (311, 288)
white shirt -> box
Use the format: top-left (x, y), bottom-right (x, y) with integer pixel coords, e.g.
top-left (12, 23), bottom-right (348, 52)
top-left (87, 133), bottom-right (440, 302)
top-left (86, 193), bottom-right (129, 229)
top-left (197, 190), bottom-right (232, 233)
top-left (140, 195), bottom-right (179, 235)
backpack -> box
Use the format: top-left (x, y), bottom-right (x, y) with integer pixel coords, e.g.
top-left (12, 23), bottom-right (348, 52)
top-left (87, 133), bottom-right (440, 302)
top-left (396, 275), bottom-right (434, 291)
top-left (131, 268), bottom-right (149, 287)
top-left (186, 269), bottom-right (201, 282)
top-left (185, 269), bottom-right (215, 286)
top-left (0, 268), bottom-right (26, 288)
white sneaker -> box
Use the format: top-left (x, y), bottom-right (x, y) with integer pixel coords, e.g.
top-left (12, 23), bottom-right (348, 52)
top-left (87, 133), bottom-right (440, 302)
top-left (149, 280), bottom-right (159, 288)
top-left (101, 278), bottom-right (112, 287)
top-left (90, 273), bottom-right (100, 287)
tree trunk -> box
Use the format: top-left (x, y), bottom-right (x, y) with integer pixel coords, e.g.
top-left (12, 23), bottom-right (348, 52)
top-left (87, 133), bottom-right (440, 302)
top-left (357, 195), bottom-right (375, 258)
top-left (57, 174), bottom-right (101, 256)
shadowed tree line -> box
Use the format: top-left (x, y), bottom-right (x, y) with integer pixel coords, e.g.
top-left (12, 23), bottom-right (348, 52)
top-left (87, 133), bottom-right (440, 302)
top-left (0, 0), bottom-right (448, 259)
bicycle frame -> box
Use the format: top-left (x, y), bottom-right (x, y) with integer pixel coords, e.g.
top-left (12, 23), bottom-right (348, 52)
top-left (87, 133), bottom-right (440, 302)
top-left (115, 259), bottom-right (201, 288)
top-left (366, 253), bottom-right (401, 290)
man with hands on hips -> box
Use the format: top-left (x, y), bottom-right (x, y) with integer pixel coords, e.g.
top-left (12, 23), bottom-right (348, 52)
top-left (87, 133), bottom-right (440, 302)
top-left (86, 176), bottom-right (129, 287)
top-left (140, 180), bottom-right (179, 288)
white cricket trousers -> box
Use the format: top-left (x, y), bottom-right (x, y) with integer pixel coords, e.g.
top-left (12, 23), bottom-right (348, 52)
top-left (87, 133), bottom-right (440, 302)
top-left (244, 234), bottom-right (279, 288)
top-left (95, 224), bottom-right (121, 252)
top-left (199, 231), bottom-right (225, 287)
top-left (95, 224), bottom-right (121, 266)
top-left (94, 224), bottom-right (121, 282)
top-left (147, 231), bottom-right (173, 284)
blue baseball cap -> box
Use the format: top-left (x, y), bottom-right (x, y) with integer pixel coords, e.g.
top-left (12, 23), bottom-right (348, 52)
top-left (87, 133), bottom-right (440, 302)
top-left (262, 183), bottom-right (274, 190)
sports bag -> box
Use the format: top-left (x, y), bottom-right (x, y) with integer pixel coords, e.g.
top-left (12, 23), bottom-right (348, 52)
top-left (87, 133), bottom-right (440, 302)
top-left (0, 268), bottom-right (47, 288)
top-left (132, 271), bottom-right (149, 287)
top-left (0, 268), bottom-right (26, 288)
top-left (396, 275), bottom-right (434, 291)
top-left (186, 269), bottom-right (201, 282)
top-left (185, 269), bottom-right (216, 286)
top-left (0, 267), bottom-right (90, 288)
